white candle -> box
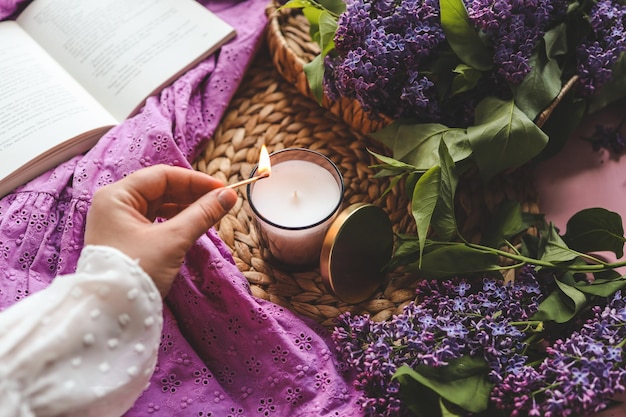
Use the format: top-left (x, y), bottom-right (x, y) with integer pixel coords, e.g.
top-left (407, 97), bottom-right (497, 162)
top-left (248, 148), bottom-right (343, 265)
top-left (251, 160), bottom-right (341, 227)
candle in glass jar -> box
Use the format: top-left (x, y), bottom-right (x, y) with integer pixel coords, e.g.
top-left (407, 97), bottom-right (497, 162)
top-left (251, 160), bottom-right (341, 227)
top-left (247, 148), bottom-right (343, 265)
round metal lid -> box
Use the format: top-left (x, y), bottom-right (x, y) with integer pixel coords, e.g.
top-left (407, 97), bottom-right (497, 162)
top-left (320, 203), bottom-right (394, 304)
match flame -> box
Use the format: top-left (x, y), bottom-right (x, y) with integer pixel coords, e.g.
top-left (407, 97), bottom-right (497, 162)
top-left (257, 144), bottom-right (271, 177)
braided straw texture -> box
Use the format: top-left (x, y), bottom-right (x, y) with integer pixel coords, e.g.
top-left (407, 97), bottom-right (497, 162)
top-left (192, 43), bottom-right (540, 328)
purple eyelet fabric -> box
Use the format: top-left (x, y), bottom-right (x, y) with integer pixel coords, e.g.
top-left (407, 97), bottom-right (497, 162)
top-left (0, 0), bottom-right (362, 415)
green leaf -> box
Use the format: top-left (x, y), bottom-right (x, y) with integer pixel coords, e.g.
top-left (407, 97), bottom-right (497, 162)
top-left (298, 4), bottom-right (338, 104)
top-left (302, 6), bottom-right (323, 43)
top-left (317, 10), bottom-right (338, 55)
top-left (440, 398), bottom-right (463, 417)
top-left (368, 149), bottom-right (418, 171)
top-left (405, 171), bottom-right (421, 196)
top-left (412, 166), bottom-right (442, 265)
top-left (575, 276), bottom-right (626, 297)
top-left (388, 237), bottom-right (421, 270)
top-left (409, 355), bottom-right (490, 382)
top-left (303, 54), bottom-right (325, 103)
top-left (439, 0), bottom-right (492, 71)
top-left (431, 141), bottom-right (458, 240)
top-left (554, 278), bottom-right (589, 315)
top-left (413, 243), bottom-right (501, 278)
top-left (481, 200), bottom-right (526, 248)
top-left (397, 372), bottom-right (447, 417)
top-left (593, 269), bottom-right (622, 282)
top-left (394, 238), bottom-right (421, 258)
top-left (293, 2), bottom-right (340, 48)
top-left (316, 0), bottom-right (345, 15)
top-left (279, 0), bottom-right (313, 10)
top-left (532, 276), bottom-right (588, 323)
top-left (429, 49), bottom-right (465, 101)
top-left (543, 23), bottom-right (568, 59)
top-left (451, 64), bottom-right (482, 95)
top-left (589, 52), bottom-right (626, 114)
top-left (379, 174), bottom-right (404, 199)
top-left (394, 356), bottom-right (493, 413)
top-left (371, 122), bottom-right (472, 170)
top-left (467, 97), bottom-right (549, 181)
top-left (512, 48), bottom-right (562, 121)
top-left (563, 208), bottom-right (626, 258)
top-left (532, 290), bottom-right (574, 322)
top-left (540, 223), bottom-right (578, 264)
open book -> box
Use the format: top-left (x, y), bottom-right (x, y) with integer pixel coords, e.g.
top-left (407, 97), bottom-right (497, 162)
top-left (0, 0), bottom-right (236, 197)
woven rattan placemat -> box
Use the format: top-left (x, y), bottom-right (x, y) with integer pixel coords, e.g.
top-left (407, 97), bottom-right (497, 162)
top-left (193, 41), bottom-right (539, 327)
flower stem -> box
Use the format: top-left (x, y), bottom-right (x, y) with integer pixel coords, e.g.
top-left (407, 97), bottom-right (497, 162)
top-left (464, 242), bottom-right (626, 272)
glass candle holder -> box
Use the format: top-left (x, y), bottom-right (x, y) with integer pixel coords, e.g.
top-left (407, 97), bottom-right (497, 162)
top-left (247, 148), bottom-right (344, 266)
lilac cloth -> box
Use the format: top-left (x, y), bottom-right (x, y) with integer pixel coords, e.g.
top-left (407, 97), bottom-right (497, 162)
top-left (0, 1), bottom-right (362, 415)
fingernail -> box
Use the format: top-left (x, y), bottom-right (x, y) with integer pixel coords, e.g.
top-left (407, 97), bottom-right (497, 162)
top-left (217, 188), bottom-right (237, 211)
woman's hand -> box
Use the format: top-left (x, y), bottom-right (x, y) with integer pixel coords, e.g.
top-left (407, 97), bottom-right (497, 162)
top-left (84, 164), bottom-right (237, 296)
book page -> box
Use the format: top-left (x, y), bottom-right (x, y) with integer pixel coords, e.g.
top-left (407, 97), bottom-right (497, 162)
top-left (0, 22), bottom-right (116, 181)
top-left (17, 0), bottom-right (236, 121)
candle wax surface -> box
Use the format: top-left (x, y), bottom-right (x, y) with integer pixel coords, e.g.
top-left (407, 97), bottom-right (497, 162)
top-left (250, 160), bottom-right (341, 228)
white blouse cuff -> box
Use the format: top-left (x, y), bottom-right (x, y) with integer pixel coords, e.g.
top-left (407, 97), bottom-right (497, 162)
top-left (0, 245), bottom-right (163, 417)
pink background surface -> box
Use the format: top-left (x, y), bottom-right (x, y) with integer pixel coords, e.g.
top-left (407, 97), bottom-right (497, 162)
top-left (534, 100), bottom-right (626, 269)
top-left (534, 100), bottom-right (626, 416)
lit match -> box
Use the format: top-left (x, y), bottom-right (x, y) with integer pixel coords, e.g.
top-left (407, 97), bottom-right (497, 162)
top-left (226, 173), bottom-right (269, 189)
top-left (226, 144), bottom-right (271, 189)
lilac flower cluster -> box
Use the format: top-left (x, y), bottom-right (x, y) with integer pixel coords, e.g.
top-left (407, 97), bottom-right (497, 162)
top-left (464, 0), bottom-right (568, 84)
top-left (325, 0), bottom-right (446, 122)
top-left (491, 291), bottom-right (626, 416)
top-left (576, 0), bottom-right (626, 96)
top-left (324, 0), bottom-right (567, 125)
top-left (331, 266), bottom-right (543, 417)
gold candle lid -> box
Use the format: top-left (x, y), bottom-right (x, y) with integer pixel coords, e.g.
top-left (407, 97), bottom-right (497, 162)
top-left (320, 203), bottom-right (394, 304)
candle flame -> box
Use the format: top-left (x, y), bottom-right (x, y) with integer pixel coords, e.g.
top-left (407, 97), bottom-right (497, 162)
top-left (257, 145), bottom-right (271, 177)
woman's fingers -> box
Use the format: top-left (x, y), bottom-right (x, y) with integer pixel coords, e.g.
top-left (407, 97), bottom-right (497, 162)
top-left (115, 165), bottom-right (227, 211)
top-left (157, 187), bottom-right (237, 243)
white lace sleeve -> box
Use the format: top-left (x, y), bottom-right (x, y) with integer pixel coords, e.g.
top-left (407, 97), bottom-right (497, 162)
top-left (0, 245), bottom-right (163, 417)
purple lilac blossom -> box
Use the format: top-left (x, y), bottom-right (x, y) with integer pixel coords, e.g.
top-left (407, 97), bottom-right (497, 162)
top-left (464, 0), bottom-right (568, 84)
top-left (324, 0), bottom-right (567, 126)
top-left (491, 290), bottom-right (626, 417)
top-left (576, 0), bottom-right (626, 96)
top-left (325, 0), bottom-right (446, 122)
top-left (331, 266), bottom-right (543, 417)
